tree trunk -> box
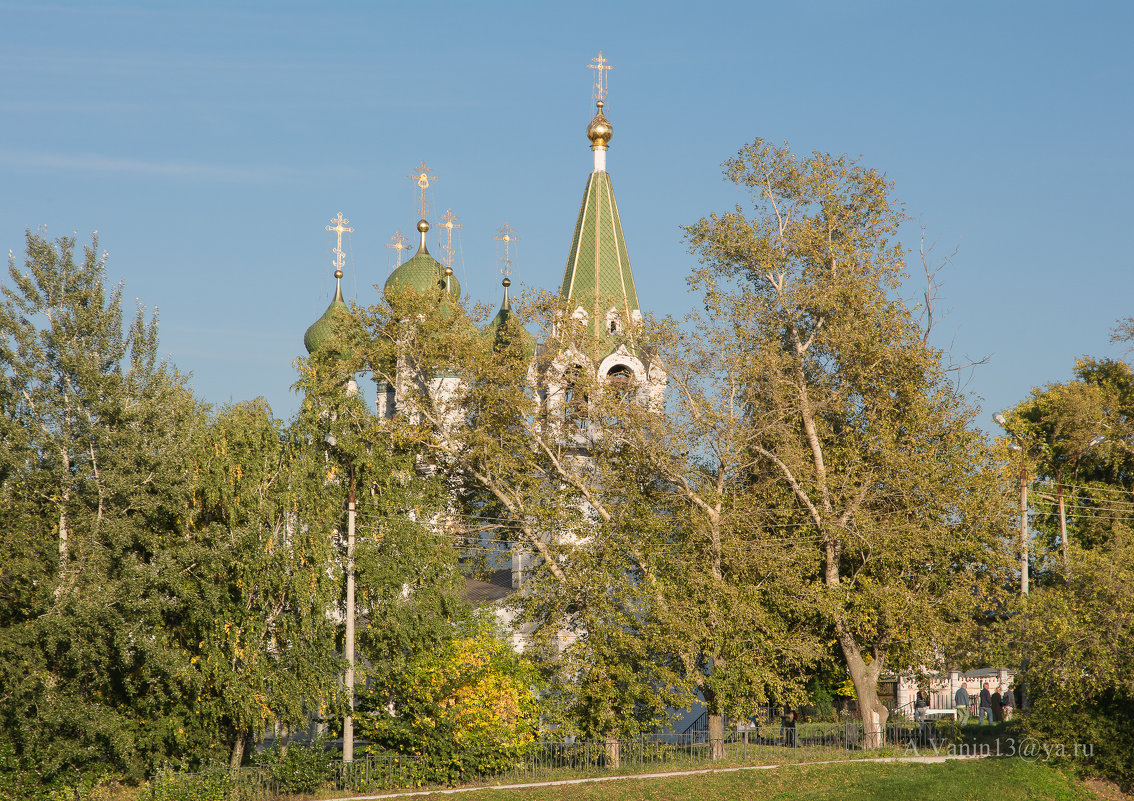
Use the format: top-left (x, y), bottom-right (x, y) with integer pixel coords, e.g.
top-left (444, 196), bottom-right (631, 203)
top-left (708, 712), bottom-right (725, 761)
top-left (58, 450), bottom-right (71, 570)
top-left (229, 731), bottom-right (246, 774)
top-left (603, 734), bottom-right (620, 769)
top-left (840, 635), bottom-right (889, 749)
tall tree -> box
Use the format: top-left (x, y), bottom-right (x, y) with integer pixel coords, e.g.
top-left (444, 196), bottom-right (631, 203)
top-left (999, 364), bottom-right (1115, 573)
top-left (174, 399), bottom-right (347, 771)
top-left (0, 231), bottom-right (209, 787)
top-left (683, 141), bottom-right (1012, 745)
top-left (297, 315), bottom-right (471, 761)
top-left (594, 311), bottom-right (824, 759)
top-left (354, 289), bottom-right (685, 756)
top-left (999, 357), bottom-right (1134, 790)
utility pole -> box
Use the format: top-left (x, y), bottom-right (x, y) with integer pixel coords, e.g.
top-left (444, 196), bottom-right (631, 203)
top-left (994, 413), bottom-right (1030, 597)
top-left (1055, 435), bottom-right (1105, 572)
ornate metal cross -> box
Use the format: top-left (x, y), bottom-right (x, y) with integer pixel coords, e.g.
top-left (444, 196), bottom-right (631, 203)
top-left (494, 223), bottom-right (519, 280)
top-left (439, 208), bottom-right (461, 271)
top-left (325, 212), bottom-right (353, 276)
top-left (589, 51), bottom-right (612, 103)
top-left (407, 161), bottom-right (437, 219)
top-left (386, 230), bottom-right (409, 268)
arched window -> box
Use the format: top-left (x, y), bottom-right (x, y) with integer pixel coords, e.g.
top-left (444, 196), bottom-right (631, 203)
top-left (563, 366), bottom-right (588, 430)
top-left (605, 364), bottom-right (635, 402)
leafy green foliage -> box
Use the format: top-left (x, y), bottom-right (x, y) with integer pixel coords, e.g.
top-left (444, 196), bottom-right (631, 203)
top-left (357, 616), bottom-right (540, 784)
top-left (0, 231), bottom-right (377, 793)
top-left (999, 356), bottom-right (1134, 790)
top-left (0, 231), bottom-right (213, 787)
top-left (682, 140), bottom-right (1014, 739)
top-left (254, 738), bottom-right (334, 794)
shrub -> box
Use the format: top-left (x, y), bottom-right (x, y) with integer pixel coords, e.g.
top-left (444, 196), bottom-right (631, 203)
top-left (357, 616), bottom-right (541, 784)
top-left (146, 765), bottom-right (235, 801)
top-left (255, 739), bottom-right (334, 795)
top-left (1019, 691), bottom-right (1134, 793)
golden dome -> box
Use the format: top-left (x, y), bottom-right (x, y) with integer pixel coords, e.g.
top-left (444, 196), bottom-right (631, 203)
top-left (587, 100), bottom-right (613, 148)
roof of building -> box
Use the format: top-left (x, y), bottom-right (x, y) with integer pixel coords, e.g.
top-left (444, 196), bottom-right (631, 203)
top-left (558, 101), bottom-right (640, 351)
top-left (304, 283), bottom-right (351, 355)
top-left (461, 568), bottom-right (513, 607)
top-left (560, 171), bottom-right (639, 322)
top-left (485, 278), bottom-right (536, 357)
top-left (384, 219), bottom-right (461, 301)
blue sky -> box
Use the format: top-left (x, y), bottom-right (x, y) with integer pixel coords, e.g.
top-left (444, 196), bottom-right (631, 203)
top-left (2, 1), bottom-right (1131, 427)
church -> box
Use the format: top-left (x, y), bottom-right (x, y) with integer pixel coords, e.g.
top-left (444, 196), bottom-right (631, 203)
top-left (305, 54), bottom-right (663, 421)
top-left (302, 54), bottom-right (665, 586)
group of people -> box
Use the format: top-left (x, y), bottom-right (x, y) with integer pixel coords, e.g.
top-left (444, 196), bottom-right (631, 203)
top-left (951, 681), bottom-right (1016, 725)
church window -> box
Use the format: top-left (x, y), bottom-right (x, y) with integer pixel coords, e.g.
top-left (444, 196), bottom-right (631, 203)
top-left (605, 364), bottom-right (634, 402)
top-left (564, 366), bottom-right (589, 430)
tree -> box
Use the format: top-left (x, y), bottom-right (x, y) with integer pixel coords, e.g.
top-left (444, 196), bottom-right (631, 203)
top-left (0, 231), bottom-right (210, 788)
top-left (998, 357), bottom-right (1134, 790)
top-left (171, 399), bottom-right (348, 772)
top-left (297, 311), bottom-right (471, 763)
top-left (353, 288), bottom-right (685, 759)
top-left (683, 140), bottom-right (1012, 745)
top-left (998, 365), bottom-right (1115, 573)
top-left (589, 311), bottom-right (824, 759)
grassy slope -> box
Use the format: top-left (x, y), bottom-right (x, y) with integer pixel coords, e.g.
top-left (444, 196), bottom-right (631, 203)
top-left (416, 759), bottom-right (1099, 801)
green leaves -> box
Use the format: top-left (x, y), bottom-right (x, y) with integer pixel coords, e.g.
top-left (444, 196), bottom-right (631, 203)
top-left (683, 140), bottom-right (1012, 737)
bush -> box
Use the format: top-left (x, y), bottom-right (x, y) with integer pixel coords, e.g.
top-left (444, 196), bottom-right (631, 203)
top-left (357, 616), bottom-right (541, 784)
top-left (1019, 691), bottom-right (1134, 793)
top-left (146, 765), bottom-right (236, 801)
top-left (255, 739), bottom-right (334, 795)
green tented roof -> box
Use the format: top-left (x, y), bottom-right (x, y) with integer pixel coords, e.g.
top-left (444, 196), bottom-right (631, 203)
top-left (559, 171), bottom-right (640, 339)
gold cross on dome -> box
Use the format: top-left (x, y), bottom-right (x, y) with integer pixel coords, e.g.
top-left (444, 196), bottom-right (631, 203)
top-left (407, 161), bottom-right (437, 219)
top-left (386, 230), bottom-right (409, 268)
top-left (588, 51), bottom-right (612, 103)
top-left (439, 208), bottom-right (461, 270)
top-left (325, 212), bottom-right (354, 273)
top-left (494, 223), bottom-right (519, 280)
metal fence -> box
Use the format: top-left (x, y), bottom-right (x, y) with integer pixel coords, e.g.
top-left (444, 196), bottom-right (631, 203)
top-left (151, 720), bottom-right (950, 799)
top-left (330, 720), bottom-right (948, 793)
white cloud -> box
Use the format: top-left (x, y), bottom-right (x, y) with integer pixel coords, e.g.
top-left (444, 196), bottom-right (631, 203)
top-left (0, 150), bottom-right (294, 182)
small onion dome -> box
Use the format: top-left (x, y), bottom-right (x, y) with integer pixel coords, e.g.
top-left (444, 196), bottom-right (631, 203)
top-left (587, 100), bottom-right (613, 148)
top-left (484, 277), bottom-right (536, 357)
top-left (383, 219), bottom-right (462, 301)
top-left (304, 287), bottom-right (351, 355)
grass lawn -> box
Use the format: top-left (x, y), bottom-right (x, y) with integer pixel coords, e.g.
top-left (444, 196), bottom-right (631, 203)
top-left (406, 758), bottom-right (1103, 801)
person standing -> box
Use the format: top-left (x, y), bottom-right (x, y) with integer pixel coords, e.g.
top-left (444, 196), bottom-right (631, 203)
top-left (991, 686), bottom-right (1004, 723)
top-left (954, 682), bottom-right (971, 726)
top-left (978, 682), bottom-right (994, 725)
top-left (914, 687), bottom-right (930, 742)
top-left (1002, 685), bottom-right (1015, 721)
top-left (781, 706), bottom-right (798, 748)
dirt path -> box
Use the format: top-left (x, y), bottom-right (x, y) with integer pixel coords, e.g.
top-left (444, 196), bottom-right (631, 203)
top-left (335, 754), bottom-right (987, 800)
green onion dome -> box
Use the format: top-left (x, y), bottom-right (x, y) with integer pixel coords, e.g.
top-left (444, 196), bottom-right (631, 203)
top-left (304, 280), bottom-right (351, 355)
top-left (384, 219), bottom-right (461, 301)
